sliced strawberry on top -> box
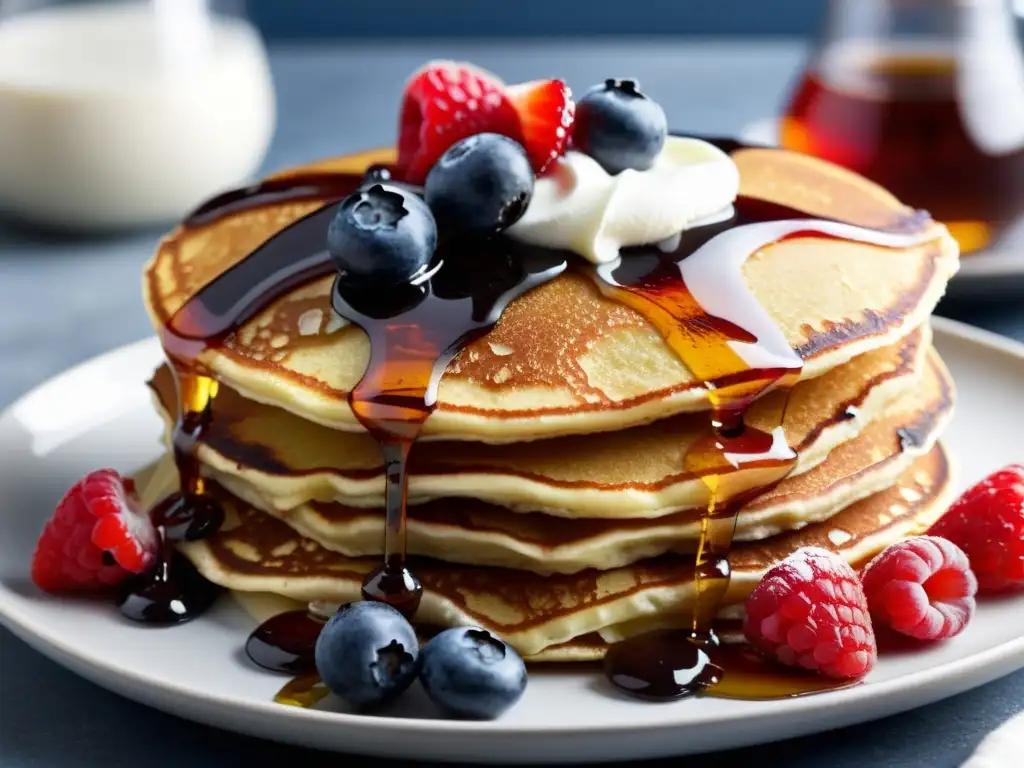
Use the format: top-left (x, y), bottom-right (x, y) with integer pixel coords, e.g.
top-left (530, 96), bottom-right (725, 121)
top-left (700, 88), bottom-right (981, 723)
top-left (397, 60), bottom-right (523, 184)
top-left (31, 469), bottom-right (159, 593)
top-left (507, 79), bottom-right (575, 174)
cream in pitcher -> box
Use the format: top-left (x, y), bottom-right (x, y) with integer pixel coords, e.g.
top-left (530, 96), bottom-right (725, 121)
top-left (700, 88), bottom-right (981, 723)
top-left (0, 0), bottom-right (275, 230)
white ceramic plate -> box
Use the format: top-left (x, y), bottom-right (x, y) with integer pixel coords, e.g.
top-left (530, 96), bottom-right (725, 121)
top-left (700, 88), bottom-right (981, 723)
top-left (739, 119), bottom-right (1024, 300)
top-left (2, 319), bottom-right (1024, 763)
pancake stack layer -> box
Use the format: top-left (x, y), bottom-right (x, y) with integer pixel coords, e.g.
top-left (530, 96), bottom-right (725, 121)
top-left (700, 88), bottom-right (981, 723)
top-left (141, 142), bottom-right (960, 661)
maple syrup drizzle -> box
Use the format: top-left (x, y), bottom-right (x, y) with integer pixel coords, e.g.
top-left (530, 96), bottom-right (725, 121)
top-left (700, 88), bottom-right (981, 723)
top-left (146, 169), bottom-right (564, 665)
top-left (597, 188), bottom-right (936, 700)
top-left (245, 609), bottom-right (326, 674)
top-left (184, 167), bottom-right (390, 228)
top-left (251, 240), bottom-right (565, 703)
top-left (123, 171), bottom-right (367, 624)
top-left (332, 239), bottom-right (567, 616)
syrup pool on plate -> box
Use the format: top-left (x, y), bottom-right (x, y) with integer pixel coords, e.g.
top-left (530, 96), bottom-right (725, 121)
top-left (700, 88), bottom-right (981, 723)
top-left (245, 609), bottom-right (325, 674)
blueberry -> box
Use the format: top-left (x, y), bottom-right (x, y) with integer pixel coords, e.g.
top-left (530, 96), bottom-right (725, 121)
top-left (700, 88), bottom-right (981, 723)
top-left (419, 627), bottom-right (527, 719)
top-left (327, 183), bottom-right (437, 285)
top-left (573, 79), bottom-right (668, 175)
top-left (364, 164), bottom-right (392, 184)
top-left (424, 133), bottom-right (534, 234)
top-left (314, 601), bottom-right (420, 709)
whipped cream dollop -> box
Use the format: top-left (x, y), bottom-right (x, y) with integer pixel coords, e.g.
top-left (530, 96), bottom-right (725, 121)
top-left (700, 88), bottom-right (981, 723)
top-left (507, 136), bottom-right (740, 263)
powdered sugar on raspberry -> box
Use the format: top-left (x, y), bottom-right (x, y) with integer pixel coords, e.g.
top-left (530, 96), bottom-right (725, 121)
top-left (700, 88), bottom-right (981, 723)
top-left (744, 546), bottom-right (876, 679)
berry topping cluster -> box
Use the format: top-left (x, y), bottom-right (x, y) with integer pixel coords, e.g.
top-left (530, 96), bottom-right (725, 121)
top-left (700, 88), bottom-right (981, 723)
top-left (741, 465), bottom-right (1024, 681)
top-left (397, 61), bottom-right (575, 184)
top-left (329, 61), bottom-right (671, 290)
top-left (315, 601), bottom-right (527, 719)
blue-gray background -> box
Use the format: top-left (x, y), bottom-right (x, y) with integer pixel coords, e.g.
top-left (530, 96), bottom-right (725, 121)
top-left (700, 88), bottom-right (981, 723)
top-left (5, 8), bottom-right (1024, 767)
top-left (245, 0), bottom-right (825, 40)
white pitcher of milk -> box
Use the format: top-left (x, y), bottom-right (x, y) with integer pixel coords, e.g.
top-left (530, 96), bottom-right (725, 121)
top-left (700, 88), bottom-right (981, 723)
top-left (0, 0), bottom-right (275, 230)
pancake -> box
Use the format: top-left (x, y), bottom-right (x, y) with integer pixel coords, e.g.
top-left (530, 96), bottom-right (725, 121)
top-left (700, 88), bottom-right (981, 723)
top-left (203, 350), bottom-right (951, 573)
top-left (142, 144), bottom-right (958, 443)
top-left (223, 352), bottom-right (951, 571)
top-left (150, 327), bottom-right (932, 517)
top-left (172, 444), bottom-right (954, 658)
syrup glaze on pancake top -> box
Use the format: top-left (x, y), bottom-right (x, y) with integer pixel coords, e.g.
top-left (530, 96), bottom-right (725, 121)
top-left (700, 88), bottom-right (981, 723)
top-left (143, 146), bottom-right (957, 443)
top-left (131, 61), bottom-right (958, 706)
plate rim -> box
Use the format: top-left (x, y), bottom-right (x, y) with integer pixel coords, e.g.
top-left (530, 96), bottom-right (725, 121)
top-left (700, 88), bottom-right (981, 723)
top-left (1, 317), bottom-right (1023, 742)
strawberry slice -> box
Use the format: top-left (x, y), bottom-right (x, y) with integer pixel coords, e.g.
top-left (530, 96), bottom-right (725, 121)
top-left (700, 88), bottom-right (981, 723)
top-left (507, 79), bottom-right (576, 174)
top-left (397, 60), bottom-right (523, 184)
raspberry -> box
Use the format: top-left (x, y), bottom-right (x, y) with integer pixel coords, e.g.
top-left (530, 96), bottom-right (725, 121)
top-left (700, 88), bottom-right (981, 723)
top-left (397, 61), bottom-right (523, 184)
top-left (744, 547), bottom-right (876, 679)
top-left (861, 536), bottom-right (977, 641)
top-left (506, 79), bottom-right (575, 174)
top-left (929, 465), bottom-right (1024, 593)
top-left (31, 470), bottom-right (159, 593)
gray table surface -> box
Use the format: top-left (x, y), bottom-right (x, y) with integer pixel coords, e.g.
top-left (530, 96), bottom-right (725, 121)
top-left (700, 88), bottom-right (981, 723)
top-left (1, 40), bottom-right (1022, 768)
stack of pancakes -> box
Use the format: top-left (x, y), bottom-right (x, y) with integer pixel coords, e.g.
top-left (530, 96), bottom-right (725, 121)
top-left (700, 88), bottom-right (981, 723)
top-left (141, 144), bottom-right (960, 661)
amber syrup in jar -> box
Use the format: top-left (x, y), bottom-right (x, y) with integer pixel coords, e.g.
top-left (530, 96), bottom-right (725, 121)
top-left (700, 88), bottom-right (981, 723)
top-left (782, 50), bottom-right (1024, 254)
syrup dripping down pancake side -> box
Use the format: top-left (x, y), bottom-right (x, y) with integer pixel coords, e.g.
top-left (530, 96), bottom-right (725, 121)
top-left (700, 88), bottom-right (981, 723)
top-left (191, 351), bottom-right (952, 574)
top-left (147, 326), bottom-right (932, 518)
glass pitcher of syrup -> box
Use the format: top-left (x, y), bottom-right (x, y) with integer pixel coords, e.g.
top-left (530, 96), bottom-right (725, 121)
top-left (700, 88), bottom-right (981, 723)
top-left (781, 0), bottom-right (1024, 255)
